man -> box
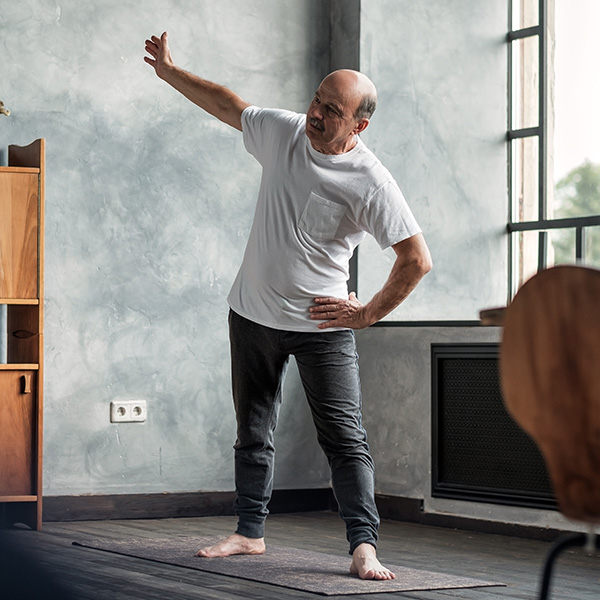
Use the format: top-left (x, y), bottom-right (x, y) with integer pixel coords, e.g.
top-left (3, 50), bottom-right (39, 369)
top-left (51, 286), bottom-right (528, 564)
top-left (144, 32), bottom-right (432, 581)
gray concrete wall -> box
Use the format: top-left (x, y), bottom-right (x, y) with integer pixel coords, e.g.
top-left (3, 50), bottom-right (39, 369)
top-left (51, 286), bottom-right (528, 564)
top-left (2, 0), bottom-right (330, 496)
top-left (359, 0), bottom-right (509, 321)
top-left (2, 0), bottom-right (577, 532)
top-left (356, 1), bottom-right (580, 531)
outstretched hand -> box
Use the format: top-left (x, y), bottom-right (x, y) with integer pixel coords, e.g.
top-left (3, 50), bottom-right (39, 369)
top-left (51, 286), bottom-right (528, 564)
top-left (310, 292), bottom-right (371, 330)
top-left (144, 32), bottom-right (174, 78)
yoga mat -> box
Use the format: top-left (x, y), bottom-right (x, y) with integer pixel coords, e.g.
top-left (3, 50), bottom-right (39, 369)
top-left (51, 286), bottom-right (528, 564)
top-left (73, 536), bottom-right (504, 596)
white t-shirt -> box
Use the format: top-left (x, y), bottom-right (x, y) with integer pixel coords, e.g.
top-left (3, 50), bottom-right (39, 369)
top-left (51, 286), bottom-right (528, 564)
top-left (227, 106), bottom-right (421, 332)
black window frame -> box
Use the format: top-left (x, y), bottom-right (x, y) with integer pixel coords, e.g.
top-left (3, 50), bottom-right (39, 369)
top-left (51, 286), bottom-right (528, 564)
top-left (507, 0), bottom-right (600, 296)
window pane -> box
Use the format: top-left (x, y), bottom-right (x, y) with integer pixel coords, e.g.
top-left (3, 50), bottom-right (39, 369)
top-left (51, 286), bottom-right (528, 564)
top-left (552, 1), bottom-right (600, 217)
top-left (512, 230), bottom-right (539, 289)
top-left (548, 228), bottom-right (576, 266)
top-left (511, 36), bottom-right (539, 130)
top-left (553, 161), bottom-right (600, 219)
top-left (547, 226), bottom-right (600, 267)
top-left (585, 226), bottom-right (600, 268)
top-left (512, 137), bottom-right (539, 222)
top-left (512, 0), bottom-right (539, 30)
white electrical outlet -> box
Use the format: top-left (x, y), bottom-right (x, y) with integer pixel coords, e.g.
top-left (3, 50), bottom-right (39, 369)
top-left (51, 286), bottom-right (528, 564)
top-left (110, 399), bottom-right (147, 423)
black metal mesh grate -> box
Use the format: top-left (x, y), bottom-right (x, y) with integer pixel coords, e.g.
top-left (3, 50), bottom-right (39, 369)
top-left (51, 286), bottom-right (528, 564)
top-left (432, 346), bottom-right (556, 509)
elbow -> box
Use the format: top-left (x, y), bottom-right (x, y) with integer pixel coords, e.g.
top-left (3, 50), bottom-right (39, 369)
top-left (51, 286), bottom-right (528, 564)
top-left (391, 234), bottom-right (432, 283)
top-left (421, 253), bottom-right (433, 277)
top-left (415, 247), bottom-right (433, 279)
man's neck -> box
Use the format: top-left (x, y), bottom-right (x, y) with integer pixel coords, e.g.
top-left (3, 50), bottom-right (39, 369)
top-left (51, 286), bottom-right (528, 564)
top-left (310, 137), bottom-right (358, 156)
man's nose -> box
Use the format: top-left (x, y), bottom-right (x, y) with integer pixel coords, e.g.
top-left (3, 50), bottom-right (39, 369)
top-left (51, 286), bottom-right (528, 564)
top-left (309, 104), bottom-right (323, 120)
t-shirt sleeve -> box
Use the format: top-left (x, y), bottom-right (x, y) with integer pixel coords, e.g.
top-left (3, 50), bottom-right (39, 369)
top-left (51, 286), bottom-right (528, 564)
top-left (360, 180), bottom-right (422, 250)
top-left (241, 106), bottom-right (303, 165)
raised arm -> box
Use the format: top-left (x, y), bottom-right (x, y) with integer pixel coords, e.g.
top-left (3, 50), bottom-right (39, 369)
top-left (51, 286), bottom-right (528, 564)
top-left (144, 32), bottom-right (251, 131)
top-left (310, 233), bottom-right (433, 329)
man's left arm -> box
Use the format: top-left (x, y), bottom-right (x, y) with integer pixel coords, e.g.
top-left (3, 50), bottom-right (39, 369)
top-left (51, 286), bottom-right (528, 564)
top-left (310, 233), bottom-right (432, 329)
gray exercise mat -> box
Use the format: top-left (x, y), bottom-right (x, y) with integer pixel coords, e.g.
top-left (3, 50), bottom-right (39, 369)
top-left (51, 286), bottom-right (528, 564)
top-left (73, 536), bottom-right (504, 596)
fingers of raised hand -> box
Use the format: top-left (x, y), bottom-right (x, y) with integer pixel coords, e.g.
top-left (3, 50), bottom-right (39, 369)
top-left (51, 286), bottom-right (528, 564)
top-left (145, 34), bottom-right (165, 55)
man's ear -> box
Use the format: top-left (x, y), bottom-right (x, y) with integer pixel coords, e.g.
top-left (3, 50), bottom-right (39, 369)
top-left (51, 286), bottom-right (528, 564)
top-left (353, 118), bottom-right (369, 135)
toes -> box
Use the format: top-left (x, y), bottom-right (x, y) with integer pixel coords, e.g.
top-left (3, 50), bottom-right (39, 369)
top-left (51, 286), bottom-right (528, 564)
top-left (371, 569), bottom-right (396, 580)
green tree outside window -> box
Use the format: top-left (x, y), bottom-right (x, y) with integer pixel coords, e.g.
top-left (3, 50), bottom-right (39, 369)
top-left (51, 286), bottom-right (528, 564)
top-left (552, 160), bottom-right (600, 266)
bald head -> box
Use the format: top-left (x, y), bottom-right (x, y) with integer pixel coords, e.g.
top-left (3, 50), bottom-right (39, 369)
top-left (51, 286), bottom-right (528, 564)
top-left (306, 69), bottom-right (378, 154)
top-left (321, 70), bottom-right (378, 120)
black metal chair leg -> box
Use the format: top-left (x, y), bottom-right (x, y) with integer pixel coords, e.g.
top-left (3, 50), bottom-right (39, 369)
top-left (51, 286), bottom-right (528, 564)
top-left (539, 533), bottom-right (599, 600)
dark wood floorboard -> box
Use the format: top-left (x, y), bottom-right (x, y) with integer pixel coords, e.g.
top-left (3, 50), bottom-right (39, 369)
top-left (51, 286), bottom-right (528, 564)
top-left (2, 511), bottom-right (599, 599)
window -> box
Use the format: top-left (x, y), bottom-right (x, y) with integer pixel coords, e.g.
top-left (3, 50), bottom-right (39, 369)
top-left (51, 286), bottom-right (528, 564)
top-left (508, 0), bottom-right (600, 294)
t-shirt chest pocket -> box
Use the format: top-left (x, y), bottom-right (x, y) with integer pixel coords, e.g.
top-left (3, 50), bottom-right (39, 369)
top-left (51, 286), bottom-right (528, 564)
top-left (298, 192), bottom-right (347, 240)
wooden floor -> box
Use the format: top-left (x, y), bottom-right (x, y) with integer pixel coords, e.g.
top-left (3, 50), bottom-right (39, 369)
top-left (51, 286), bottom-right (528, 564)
top-left (2, 511), bottom-right (599, 599)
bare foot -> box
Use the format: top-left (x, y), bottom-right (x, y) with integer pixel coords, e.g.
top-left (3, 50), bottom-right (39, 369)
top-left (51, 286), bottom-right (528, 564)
top-left (350, 543), bottom-right (396, 580)
top-left (195, 533), bottom-right (266, 558)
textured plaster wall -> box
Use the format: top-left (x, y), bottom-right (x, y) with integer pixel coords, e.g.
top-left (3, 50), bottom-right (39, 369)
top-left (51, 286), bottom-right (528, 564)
top-left (1, 0), bottom-right (330, 496)
top-left (356, 2), bottom-right (578, 531)
top-left (2, 0), bottom-right (574, 531)
top-left (359, 0), bottom-right (509, 321)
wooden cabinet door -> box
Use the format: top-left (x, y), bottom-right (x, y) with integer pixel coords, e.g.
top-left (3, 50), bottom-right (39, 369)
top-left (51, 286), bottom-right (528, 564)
top-left (0, 371), bottom-right (36, 495)
top-left (0, 171), bottom-right (39, 299)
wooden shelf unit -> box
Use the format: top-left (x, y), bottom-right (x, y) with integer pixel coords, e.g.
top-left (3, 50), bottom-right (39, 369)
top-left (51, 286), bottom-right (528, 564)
top-left (0, 299), bottom-right (39, 305)
top-left (0, 139), bottom-right (45, 530)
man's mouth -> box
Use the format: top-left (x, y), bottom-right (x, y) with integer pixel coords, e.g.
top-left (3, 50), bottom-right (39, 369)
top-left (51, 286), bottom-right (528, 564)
top-left (308, 117), bottom-right (324, 132)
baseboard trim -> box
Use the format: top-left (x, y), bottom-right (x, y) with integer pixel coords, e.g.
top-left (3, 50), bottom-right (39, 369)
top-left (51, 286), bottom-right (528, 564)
top-left (43, 488), bottom-right (336, 523)
top-left (44, 490), bottom-right (572, 542)
top-left (375, 494), bottom-right (572, 542)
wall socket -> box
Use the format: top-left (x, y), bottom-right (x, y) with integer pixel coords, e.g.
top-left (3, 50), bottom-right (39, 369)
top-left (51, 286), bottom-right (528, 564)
top-left (110, 399), bottom-right (147, 423)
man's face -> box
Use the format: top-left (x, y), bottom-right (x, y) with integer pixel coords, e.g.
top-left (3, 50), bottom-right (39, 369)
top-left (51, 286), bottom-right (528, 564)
top-left (305, 74), bottom-right (367, 155)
